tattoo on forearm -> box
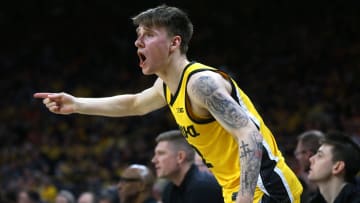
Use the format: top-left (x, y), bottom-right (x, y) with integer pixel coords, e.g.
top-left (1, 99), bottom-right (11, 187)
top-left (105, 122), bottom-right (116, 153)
top-left (192, 76), bottom-right (248, 128)
top-left (239, 141), bottom-right (253, 158)
top-left (239, 131), bottom-right (263, 196)
top-left (243, 171), bottom-right (250, 188)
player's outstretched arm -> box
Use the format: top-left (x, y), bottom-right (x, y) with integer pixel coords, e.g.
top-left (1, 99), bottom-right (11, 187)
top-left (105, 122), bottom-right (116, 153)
top-left (33, 78), bottom-right (167, 117)
top-left (187, 72), bottom-right (263, 203)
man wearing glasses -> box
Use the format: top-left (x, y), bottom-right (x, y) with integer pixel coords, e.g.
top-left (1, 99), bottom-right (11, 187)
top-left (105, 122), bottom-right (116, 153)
top-left (118, 164), bottom-right (158, 203)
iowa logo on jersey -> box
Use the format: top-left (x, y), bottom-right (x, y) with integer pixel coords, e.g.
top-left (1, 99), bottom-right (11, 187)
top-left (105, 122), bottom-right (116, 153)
top-left (179, 125), bottom-right (200, 138)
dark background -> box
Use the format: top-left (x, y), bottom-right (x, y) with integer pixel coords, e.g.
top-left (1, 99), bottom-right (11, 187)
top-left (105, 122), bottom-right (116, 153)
top-left (1, 0), bottom-right (360, 201)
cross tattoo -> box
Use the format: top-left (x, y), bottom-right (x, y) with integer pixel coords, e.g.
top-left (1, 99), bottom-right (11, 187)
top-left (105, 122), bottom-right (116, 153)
top-left (240, 140), bottom-right (253, 158)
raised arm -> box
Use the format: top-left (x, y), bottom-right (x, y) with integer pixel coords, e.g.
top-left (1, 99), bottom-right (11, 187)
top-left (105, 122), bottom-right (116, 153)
top-left (33, 77), bottom-right (167, 117)
top-left (187, 71), bottom-right (263, 203)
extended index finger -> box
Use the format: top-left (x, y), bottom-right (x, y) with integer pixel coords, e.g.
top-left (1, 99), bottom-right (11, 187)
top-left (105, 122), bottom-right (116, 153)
top-left (33, 92), bottom-right (53, 99)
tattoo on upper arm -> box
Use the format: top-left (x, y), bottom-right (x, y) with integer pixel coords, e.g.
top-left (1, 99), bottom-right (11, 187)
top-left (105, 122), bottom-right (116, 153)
top-left (192, 76), bottom-right (248, 128)
top-left (239, 130), bottom-right (263, 196)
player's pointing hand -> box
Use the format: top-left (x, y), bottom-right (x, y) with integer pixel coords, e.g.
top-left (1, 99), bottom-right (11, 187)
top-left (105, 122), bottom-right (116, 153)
top-left (33, 92), bottom-right (76, 115)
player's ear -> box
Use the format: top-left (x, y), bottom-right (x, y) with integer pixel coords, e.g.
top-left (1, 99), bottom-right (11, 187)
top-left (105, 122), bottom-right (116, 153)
top-left (169, 35), bottom-right (181, 52)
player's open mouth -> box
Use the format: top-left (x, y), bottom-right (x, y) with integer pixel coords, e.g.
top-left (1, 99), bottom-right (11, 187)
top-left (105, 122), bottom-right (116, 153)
top-left (138, 52), bottom-right (146, 66)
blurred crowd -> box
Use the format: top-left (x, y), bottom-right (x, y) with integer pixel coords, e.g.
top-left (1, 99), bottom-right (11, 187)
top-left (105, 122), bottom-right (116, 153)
top-left (1, 0), bottom-right (359, 202)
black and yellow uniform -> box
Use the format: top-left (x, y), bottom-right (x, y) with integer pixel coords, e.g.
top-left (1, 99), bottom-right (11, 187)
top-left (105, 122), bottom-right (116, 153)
top-left (163, 62), bottom-right (303, 203)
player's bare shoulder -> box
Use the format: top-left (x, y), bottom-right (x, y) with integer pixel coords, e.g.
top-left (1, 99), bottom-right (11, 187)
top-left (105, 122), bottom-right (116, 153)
top-left (187, 70), bottom-right (231, 103)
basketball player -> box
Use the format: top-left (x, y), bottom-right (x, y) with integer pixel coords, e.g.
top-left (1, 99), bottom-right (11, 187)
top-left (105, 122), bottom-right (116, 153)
top-left (34, 5), bottom-right (302, 203)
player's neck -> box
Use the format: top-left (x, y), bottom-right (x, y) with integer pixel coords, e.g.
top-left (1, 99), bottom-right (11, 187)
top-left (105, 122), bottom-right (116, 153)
top-left (159, 57), bottom-right (190, 94)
